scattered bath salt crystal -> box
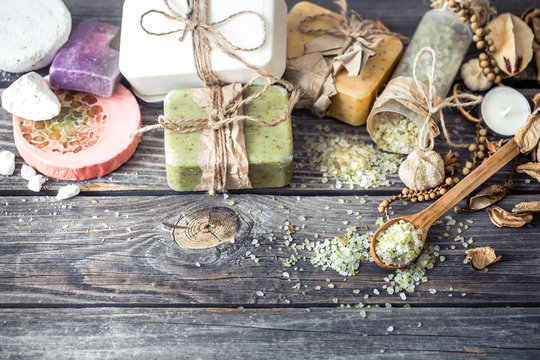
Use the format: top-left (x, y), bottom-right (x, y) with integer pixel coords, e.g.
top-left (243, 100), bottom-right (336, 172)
top-left (256, 291), bottom-right (264, 297)
top-left (195, 262), bottom-right (201, 267)
top-left (387, 326), bottom-right (394, 332)
top-left (27, 175), bottom-right (46, 192)
top-left (223, 193), bottom-right (230, 200)
top-left (228, 200), bottom-right (235, 206)
top-left (399, 293), bottom-right (407, 301)
top-left (360, 310), bottom-right (366, 318)
top-left (298, 215), bottom-right (306, 221)
top-left (0, 151), bottom-right (16, 176)
top-left (56, 184), bottom-right (80, 200)
top-left (373, 289), bottom-right (380, 295)
top-left (328, 283), bottom-right (335, 289)
top-left (375, 220), bottom-right (423, 266)
top-left (372, 113), bottom-right (420, 153)
top-left (466, 220), bottom-right (474, 224)
top-left (300, 132), bottom-right (402, 189)
top-left (21, 164), bottom-right (37, 180)
top-left (315, 285), bottom-right (321, 290)
top-left (282, 272), bottom-right (289, 278)
top-left (332, 298), bottom-right (339, 304)
top-left (429, 288), bottom-right (437, 294)
top-left (353, 289), bottom-right (360, 294)
top-left (417, 322), bottom-right (422, 327)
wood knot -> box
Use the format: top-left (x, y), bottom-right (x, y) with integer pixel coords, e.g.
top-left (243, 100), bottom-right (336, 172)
top-left (170, 206), bottom-right (248, 249)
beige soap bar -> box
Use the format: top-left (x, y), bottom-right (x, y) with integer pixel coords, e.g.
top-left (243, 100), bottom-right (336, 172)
top-left (287, 1), bottom-right (403, 126)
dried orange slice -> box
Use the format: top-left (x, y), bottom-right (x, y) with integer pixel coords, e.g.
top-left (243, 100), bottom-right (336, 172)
top-left (13, 84), bottom-right (141, 180)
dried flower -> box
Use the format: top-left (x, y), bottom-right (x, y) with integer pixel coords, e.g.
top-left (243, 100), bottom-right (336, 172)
top-left (485, 13), bottom-right (535, 77)
top-left (515, 110), bottom-right (540, 154)
top-left (443, 150), bottom-right (460, 175)
top-left (460, 58), bottom-right (492, 91)
top-left (467, 183), bottom-right (511, 211)
top-left (521, 7), bottom-right (540, 82)
top-left (465, 246), bottom-right (501, 270)
top-left (486, 205), bottom-right (534, 228)
top-left (398, 150), bottom-right (445, 191)
top-left (516, 162), bottom-right (540, 183)
top-left (512, 201), bottom-right (540, 214)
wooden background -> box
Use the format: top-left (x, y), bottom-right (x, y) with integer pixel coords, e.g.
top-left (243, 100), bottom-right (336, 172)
top-left (0, 0), bottom-right (539, 358)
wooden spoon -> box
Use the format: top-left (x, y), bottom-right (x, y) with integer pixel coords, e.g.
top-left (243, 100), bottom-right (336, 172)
top-left (370, 139), bottom-right (520, 270)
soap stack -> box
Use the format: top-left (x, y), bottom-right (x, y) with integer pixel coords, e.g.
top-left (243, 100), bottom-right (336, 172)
top-left (1, 1), bottom-right (141, 181)
top-left (120, 0), bottom-right (294, 192)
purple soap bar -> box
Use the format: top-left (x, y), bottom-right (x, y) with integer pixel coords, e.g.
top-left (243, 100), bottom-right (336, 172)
top-left (50, 19), bottom-right (120, 97)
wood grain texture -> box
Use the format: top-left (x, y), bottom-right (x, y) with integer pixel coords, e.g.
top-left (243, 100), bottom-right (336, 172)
top-left (0, 0), bottom-right (539, 357)
top-left (1, 103), bottom-right (539, 194)
top-left (0, 194), bottom-right (538, 306)
top-left (0, 307), bottom-right (539, 360)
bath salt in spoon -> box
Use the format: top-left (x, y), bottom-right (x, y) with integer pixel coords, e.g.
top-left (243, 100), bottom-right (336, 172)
top-left (370, 138), bottom-right (520, 270)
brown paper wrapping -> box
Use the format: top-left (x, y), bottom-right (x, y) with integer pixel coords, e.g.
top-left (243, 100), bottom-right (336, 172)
top-left (283, 6), bottom-right (383, 117)
top-left (188, 84), bottom-right (252, 192)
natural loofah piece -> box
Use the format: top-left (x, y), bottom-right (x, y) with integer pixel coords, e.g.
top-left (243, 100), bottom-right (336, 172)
top-left (399, 150), bottom-right (445, 191)
top-left (460, 58), bottom-right (492, 91)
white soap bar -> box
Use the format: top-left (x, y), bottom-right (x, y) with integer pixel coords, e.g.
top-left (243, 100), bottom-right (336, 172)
top-left (1, 72), bottom-right (61, 121)
top-left (120, 0), bottom-right (287, 102)
top-left (0, 151), bottom-right (16, 176)
top-left (21, 164), bottom-right (37, 181)
top-left (0, 0), bottom-right (71, 73)
top-left (56, 184), bottom-right (80, 200)
top-left (28, 175), bottom-right (46, 192)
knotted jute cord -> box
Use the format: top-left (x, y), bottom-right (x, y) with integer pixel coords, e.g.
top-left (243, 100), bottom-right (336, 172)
top-left (133, 0), bottom-right (299, 194)
top-left (298, 0), bottom-right (407, 101)
top-left (405, 47), bottom-right (483, 150)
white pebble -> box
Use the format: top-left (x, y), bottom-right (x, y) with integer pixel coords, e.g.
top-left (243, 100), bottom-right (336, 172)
top-left (0, 0), bottom-right (71, 72)
top-left (27, 175), bottom-right (45, 192)
top-left (21, 164), bottom-right (37, 180)
top-left (0, 151), bottom-right (16, 176)
top-left (1, 72), bottom-right (61, 120)
top-left (56, 184), bottom-right (80, 200)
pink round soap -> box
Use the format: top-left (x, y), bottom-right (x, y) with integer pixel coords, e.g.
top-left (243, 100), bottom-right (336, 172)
top-left (13, 84), bottom-right (141, 180)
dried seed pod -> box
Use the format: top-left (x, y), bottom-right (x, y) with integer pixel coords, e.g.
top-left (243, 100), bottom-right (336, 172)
top-left (516, 162), bottom-right (540, 183)
top-left (485, 13), bottom-right (535, 77)
top-left (486, 205), bottom-right (534, 228)
top-left (460, 58), bottom-right (492, 91)
top-left (468, 183), bottom-right (511, 211)
top-left (515, 112), bottom-right (540, 154)
top-left (512, 201), bottom-right (540, 214)
top-left (465, 247), bottom-right (501, 270)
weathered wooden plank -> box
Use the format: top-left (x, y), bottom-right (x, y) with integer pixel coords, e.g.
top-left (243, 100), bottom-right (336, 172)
top-left (0, 0), bottom-right (538, 194)
top-left (1, 98), bottom-right (539, 194)
top-left (0, 194), bottom-right (538, 306)
top-left (0, 307), bottom-right (538, 359)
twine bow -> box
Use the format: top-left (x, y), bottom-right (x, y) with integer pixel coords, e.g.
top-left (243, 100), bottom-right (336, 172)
top-left (298, 0), bottom-right (403, 55)
top-left (134, 0), bottom-right (299, 194)
top-left (407, 47), bottom-right (483, 150)
top-left (291, 0), bottom-right (407, 115)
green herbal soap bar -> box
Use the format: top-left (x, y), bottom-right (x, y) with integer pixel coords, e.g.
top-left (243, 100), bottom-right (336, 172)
top-left (164, 86), bottom-right (293, 191)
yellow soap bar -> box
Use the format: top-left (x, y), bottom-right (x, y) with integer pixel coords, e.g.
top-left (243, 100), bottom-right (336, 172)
top-left (287, 1), bottom-right (403, 126)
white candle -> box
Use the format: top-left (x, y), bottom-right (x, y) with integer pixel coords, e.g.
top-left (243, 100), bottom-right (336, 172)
top-left (481, 86), bottom-right (531, 136)
top-left (120, 0), bottom-right (287, 103)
